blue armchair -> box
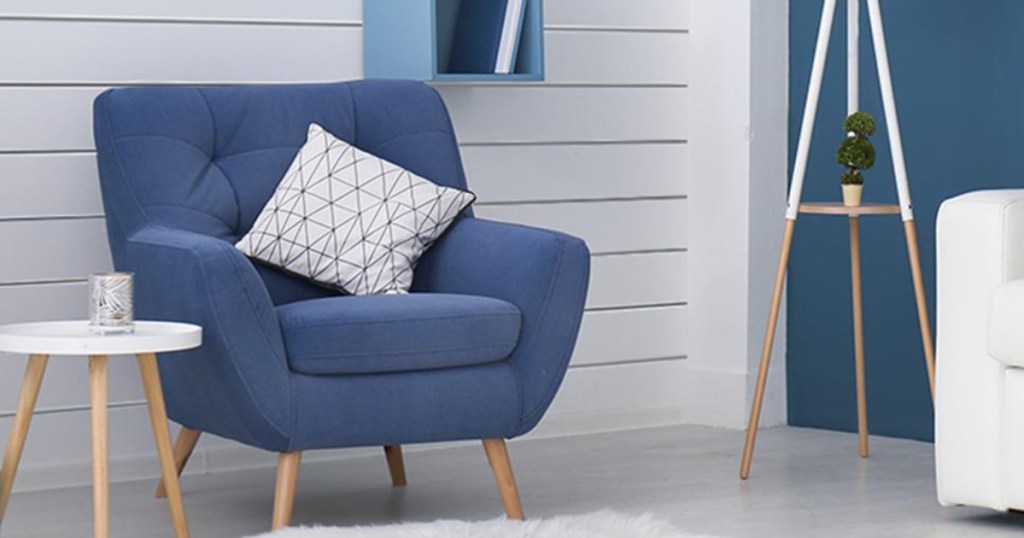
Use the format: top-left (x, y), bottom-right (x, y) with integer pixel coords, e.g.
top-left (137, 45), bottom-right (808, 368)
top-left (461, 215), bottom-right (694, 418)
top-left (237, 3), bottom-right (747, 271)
top-left (92, 80), bottom-right (590, 528)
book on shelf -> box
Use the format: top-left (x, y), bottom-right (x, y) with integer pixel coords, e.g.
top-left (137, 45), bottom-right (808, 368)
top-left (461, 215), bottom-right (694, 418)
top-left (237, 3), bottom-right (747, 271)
top-left (495, 0), bottom-right (528, 74)
top-left (448, 0), bottom-right (528, 75)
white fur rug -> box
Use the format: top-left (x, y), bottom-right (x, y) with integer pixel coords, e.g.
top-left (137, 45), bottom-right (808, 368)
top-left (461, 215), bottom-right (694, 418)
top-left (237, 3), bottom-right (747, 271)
top-left (246, 510), bottom-right (708, 538)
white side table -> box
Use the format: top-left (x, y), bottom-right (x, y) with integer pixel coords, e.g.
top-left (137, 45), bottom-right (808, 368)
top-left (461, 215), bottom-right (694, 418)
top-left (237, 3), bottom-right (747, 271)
top-left (0, 321), bottom-right (201, 538)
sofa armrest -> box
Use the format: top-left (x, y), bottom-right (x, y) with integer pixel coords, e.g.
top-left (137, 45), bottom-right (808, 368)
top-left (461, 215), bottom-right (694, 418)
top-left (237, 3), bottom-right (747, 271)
top-left (123, 226), bottom-right (292, 451)
top-left (936, 189), bottom-right (1024, 508)
top-left (412, 218), bottom-right (590, 432)
top-left (989, 279), bottom-right (1024, 367)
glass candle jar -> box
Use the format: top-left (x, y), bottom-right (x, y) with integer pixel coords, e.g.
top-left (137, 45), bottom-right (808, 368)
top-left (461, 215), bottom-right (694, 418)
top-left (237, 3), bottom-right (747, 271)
top-left (89, 272), bottom-right (134, 334)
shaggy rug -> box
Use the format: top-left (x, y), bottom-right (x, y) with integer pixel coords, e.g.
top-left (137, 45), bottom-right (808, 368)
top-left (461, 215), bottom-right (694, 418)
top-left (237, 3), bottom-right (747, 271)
top-left (246, 510), bottom-right (707, 538)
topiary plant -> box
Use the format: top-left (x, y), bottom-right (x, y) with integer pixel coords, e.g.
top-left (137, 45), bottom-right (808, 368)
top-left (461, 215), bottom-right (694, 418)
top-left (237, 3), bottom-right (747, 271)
top-left (836, 111), bottom-right (877, 185)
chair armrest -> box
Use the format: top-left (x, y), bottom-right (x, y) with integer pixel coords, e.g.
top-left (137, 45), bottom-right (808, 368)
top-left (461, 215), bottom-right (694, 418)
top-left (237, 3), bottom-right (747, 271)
top-left (936, 189), bottom-right (1024, 508)
top-left (412, 218), bottom-right (590, 432)
top-left (123, 226), bottom-right (292, 451)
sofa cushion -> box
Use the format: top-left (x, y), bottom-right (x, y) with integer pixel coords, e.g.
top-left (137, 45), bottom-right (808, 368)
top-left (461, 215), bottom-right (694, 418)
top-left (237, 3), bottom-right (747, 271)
top-left (278, 293), bottom-right (521, 375)
top-left (989, 279), bottom-right (1024, 367)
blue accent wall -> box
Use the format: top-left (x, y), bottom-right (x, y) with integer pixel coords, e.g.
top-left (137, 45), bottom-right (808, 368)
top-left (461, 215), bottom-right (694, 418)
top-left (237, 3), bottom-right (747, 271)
top-left (787, 1), bottom-right (1024, 441)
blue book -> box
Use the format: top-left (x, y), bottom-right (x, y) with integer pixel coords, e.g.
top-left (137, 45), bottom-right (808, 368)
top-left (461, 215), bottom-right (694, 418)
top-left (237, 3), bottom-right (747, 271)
top-left (448, 0), bottom-right (508, 74)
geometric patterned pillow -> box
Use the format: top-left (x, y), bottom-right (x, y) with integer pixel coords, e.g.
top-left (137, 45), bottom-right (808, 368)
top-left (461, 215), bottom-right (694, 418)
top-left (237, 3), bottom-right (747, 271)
top-left (235, 123), bottom-right (475, 295)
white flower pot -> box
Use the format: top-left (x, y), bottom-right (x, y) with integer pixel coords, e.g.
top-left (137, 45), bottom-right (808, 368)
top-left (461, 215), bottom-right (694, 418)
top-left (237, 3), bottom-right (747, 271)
top-left (842, 184), bottom-right (863, 207)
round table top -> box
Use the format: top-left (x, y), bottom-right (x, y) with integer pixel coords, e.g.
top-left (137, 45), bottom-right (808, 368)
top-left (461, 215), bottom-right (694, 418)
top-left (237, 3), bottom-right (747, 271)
top-left (0, 321), bottom-right (202, 356)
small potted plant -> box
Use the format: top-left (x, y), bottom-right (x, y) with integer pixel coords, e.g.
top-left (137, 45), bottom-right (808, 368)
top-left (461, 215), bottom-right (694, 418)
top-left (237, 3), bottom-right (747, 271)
top-left (836, 111), bottom-right (877, 207)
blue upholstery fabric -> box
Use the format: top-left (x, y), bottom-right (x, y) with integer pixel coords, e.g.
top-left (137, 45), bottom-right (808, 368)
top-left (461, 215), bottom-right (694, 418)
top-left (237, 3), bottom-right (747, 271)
top-left (413, 218), bottom-right (590, 433)
top-left (278, 293), bottom-right (521, 375)
top-left (93, 80), bottom-right (589, 452)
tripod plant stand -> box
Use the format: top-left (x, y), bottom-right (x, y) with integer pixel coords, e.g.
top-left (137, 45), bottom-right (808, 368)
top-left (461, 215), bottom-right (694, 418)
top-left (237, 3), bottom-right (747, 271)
top-left (738, 0), bottom-right (936, 480)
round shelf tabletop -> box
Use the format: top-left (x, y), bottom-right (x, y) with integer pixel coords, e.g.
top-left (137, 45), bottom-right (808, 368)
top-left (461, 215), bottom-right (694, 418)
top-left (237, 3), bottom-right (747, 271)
top-left (0, 321), bottom-right (202, 356)
top-left (798, 202), bottom-right (901, 216)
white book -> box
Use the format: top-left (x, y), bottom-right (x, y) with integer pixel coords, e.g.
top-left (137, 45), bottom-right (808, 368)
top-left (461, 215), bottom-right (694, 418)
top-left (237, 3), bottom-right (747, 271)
top-left (495, 0), bottom-right (527, 74)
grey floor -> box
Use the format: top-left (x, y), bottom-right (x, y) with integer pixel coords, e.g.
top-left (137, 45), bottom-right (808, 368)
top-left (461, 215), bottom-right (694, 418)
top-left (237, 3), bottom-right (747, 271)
top-left (2, 425), bottom-right (1023, 537)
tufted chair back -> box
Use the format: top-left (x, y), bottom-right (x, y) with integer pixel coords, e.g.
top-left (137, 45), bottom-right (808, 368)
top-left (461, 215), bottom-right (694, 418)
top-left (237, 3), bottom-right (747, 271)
top-left (94, 80), bottom-right (469, 303)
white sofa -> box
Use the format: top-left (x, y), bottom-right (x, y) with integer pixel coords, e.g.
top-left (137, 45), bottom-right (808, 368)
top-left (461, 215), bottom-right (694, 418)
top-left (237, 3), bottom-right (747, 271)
top-left (936, 189), bottom-right (1024, 511)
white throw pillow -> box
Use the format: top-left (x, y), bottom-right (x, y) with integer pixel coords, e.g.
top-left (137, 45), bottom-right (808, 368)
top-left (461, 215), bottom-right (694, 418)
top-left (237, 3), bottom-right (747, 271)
top-left (236, 123), bottom-right (475, 295)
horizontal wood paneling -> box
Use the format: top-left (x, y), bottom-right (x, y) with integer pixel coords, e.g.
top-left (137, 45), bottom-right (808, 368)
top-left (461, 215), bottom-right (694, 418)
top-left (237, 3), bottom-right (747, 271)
top-left (0, 281), bottom-right (87, 325)
top-left (0, 86), bottom-right (686, 152)
top-left (0, 144), bottom-right (690, 220)
top-left (551, 358), bottom-right (687, 417)
top-left (0, 88), bottom-right (96, 151)
top-left (588, 251), bottom-right (687, 309)
top-left (0, 0), bottom-right (362, 22)
top-left (0, 278), bottom-right (687, 366)
top-left (0, 242), bottom-right (686, 310)
top-left (0, 357), bottom-right (143, 415)
top-left (545, 31), bottom-right (687, 85)
top-left (545, 0), bottom-right (689, 30)
top-left (465, 143), bottom-right (689, 203)
top-left (438, 87), bottom-right (688, 143)
top-left (0, 153), bottom-right (101, 219)
top-left (0, 289), bottom-right (687, 410)
top-left (0, 21), bottom-right (362, 84)
top-left (573, 305), bottom-right (688, 366)
top-left (0, 201), bottom-right (684, 276)
top-left (0, 0), bottom-right (695, 485)
top-left (476, 198), bottom-right (687, 254)
top-left (1, 0), bottom-right (689, 32)
top-left (0, 406), bottom-right (161, 481)
top-left (0, 219), bottom-right (111, 282)
top-left (0, 26), bottom-right (681, 86)
top-left (0, 358), bottom-right (690, 492)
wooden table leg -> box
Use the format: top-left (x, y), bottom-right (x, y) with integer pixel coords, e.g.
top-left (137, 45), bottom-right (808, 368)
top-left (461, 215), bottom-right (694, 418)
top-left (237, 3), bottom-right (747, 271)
top-left (741, 218), bottom-right (796, 480)
top-left (89, 355), bottom-right (109, 538)
top-left (137, 353), bottom-right (190, 538)
top-left (0, 354), bottom-right (49, 524)
top-left (155, 427), bottom-right (201, 499)
top-left (849, 217), bottom-right (869, 458)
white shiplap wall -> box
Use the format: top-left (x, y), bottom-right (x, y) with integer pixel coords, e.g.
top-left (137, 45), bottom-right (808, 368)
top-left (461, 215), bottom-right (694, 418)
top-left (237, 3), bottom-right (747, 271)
top-left (0, 0), bottom-right (692, 489)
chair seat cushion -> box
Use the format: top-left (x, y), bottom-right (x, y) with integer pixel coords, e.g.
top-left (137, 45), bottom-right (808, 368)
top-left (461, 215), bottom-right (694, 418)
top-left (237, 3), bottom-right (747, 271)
top-left (277, 293), bottom-right (521, 375)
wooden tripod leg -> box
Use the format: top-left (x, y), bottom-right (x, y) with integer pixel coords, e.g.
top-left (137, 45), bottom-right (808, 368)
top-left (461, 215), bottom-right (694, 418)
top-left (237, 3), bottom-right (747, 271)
top-left (155, 428), bottom-right (201, 498)
top-left (482, 439), bottom-right (524, 520)
top-left (903, 220), bottom-right (937, 400)
top-left (0, 354), bottom-right (49, 523)
top-left (740, 219), bottom-right (797, 480)
top-left (850, 217), bottom-right (869, 458)
top-left (383, 445), bottom-right (407, 487)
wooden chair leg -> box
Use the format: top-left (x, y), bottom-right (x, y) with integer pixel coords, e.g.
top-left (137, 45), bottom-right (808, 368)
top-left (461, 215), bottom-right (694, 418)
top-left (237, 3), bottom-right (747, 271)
top-left (482, 438), bottom-right (524, 520)
top-left (272, 452), bottom-right (302, 530)
top-left (156, 427), bottom-right (202, 498)
top-left (383, 445), bottom-right (407, 487)
top-left (0, 354), bottom-right (48, 522)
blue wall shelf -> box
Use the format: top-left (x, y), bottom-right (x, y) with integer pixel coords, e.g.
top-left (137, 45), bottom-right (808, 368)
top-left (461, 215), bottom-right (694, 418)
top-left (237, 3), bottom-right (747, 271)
top-left (364, 0), bottom-right (545, 82)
